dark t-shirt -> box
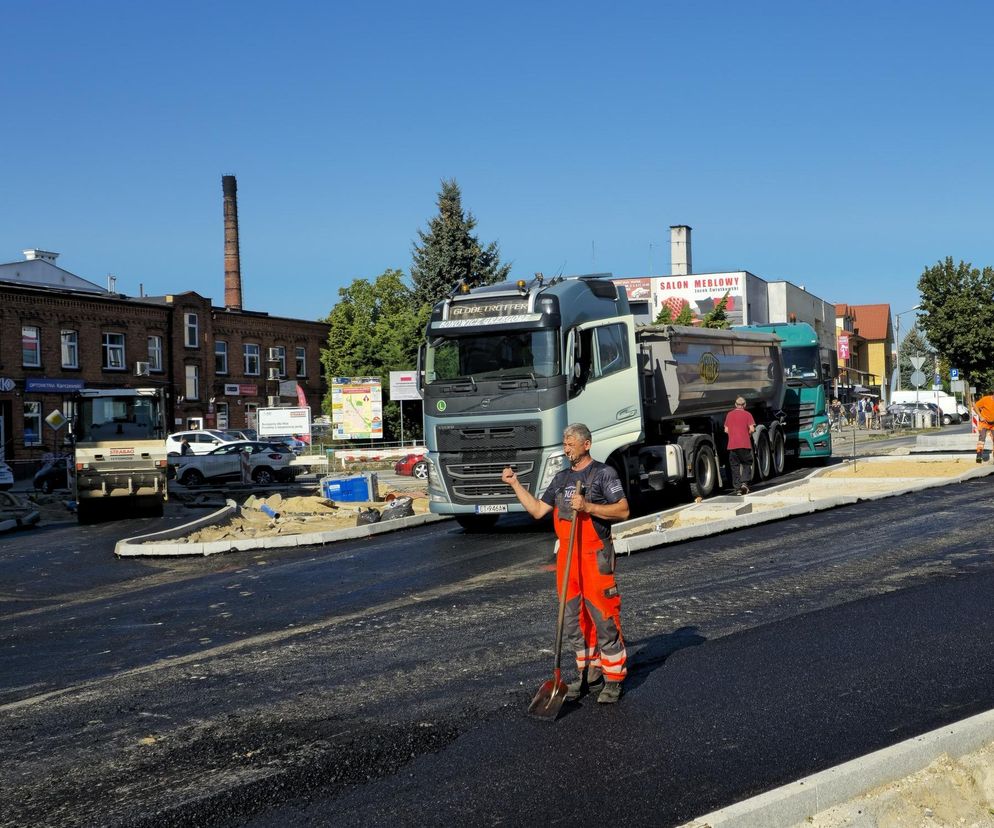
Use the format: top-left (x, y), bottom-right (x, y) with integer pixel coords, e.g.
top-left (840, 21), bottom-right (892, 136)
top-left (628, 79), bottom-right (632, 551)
top-left (540, 460), bottom-right (625, 541)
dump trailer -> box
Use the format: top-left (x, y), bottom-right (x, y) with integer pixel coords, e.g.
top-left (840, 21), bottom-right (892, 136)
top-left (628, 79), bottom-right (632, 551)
top-left (71, 387), bottom-right (169, 523)
top-left (734, 322), bottom-right (832, 461)
top-left (420, 275), bottom-right (787, 530)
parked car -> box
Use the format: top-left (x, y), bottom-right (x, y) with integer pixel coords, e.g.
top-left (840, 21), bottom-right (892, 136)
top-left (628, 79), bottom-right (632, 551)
top-left (224, 428), bottom-right (258, 441)
top-left (33, 457), bottom-right (70, 493)
top-left (266, 435), bottom-right (307, 455)
top-left (0, 461), bottom-right (13, 491)
top-left (394, 452), bottom-right (428, 480)
top-left (172, 441), bottom-right (295, 487)
top-left (165, 429), bottom-right (240, 456)
top-left (886, 402), bottom-right (939, 427)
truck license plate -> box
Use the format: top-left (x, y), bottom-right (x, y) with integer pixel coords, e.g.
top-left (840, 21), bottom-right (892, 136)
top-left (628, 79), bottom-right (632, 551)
top-left (475, 504), bottom-right (508, 514)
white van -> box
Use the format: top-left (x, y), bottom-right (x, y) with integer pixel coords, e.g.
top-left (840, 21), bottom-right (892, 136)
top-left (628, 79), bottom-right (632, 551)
top-left (889, 390), bottom-right (960, 424)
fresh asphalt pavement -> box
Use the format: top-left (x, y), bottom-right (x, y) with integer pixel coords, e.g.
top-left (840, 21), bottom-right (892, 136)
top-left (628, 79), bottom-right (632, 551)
top-left (2, 438), bottom-right (991, 827)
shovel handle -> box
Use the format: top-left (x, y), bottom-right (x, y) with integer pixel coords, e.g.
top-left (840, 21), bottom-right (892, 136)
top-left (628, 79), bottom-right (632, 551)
top-left (552, 482), bottom-right (584, 672)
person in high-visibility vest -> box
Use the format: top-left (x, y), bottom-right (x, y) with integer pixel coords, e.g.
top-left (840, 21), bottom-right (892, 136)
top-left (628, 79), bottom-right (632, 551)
top-left (973, 393), bottom-right (994, 462)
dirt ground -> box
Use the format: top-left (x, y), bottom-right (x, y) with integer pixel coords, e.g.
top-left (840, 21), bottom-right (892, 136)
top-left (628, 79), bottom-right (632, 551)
top-left (804, 741), bottom-right (994, 827)
top-left (175, 487), bottom-right (430, 544)
top-left (823, 458), bottom-right (975, 478)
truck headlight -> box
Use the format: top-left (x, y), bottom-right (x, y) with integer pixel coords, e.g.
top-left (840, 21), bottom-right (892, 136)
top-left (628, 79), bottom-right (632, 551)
top-left (539, 453), bottom-right (568, 492)
top-left (812, 420), bottom-right (830, 438)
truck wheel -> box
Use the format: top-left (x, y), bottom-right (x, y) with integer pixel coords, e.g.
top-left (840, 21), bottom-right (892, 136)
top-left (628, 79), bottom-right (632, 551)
top-left (455, 514), bottom-right (500, 532)
top-left (688, 444), bottom-right (717, 499)
top-left (770, 428), bottom-right (787, 476)
top-left (754, 432), bottom-right (773, 480)
top-left (181, 469), bottom-right (205, 488)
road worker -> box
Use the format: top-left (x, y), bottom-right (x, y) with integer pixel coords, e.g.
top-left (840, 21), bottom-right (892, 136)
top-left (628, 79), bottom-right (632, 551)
top-left (502, 423), bottom-right (630, 704)
top-left (974, 392), bottom-right (994, 463)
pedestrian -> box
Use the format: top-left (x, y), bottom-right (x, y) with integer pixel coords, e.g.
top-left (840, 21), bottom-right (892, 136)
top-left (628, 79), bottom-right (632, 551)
top-left (180, 436), bottom-right (193, 455)
top-left (872, 400), bottom-right (880, 429)
top-left (973, 392), bottom-right (994, 463)
top-left (724, 396), bottom-right (756, 495)
top-left (849, 401), bottom-right (857, 425)
top-left (501, 423), bottom-right (630, 704)
top-left (857, 398), bottom-right (866, 429)
top-left (830, 398), bottom-right (843, 430)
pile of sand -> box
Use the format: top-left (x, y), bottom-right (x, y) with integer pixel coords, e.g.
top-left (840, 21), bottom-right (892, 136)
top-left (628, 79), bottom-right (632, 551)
top-left (173, 490), bottom-right (430, 544)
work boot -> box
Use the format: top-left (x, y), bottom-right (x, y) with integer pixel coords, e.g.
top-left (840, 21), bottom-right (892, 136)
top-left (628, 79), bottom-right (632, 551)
top-left (738, 484), bottom-right (749, 495)
top-left (977, 453), bottom-right (984, 464)
top-left (565, 667), bottom-right (604, 702)
top-left (597, 681), bottom-right (623, 704)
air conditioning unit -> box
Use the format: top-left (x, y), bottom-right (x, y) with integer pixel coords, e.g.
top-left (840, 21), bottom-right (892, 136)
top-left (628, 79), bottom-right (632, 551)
top-left (266, 347), bottom-right (281, 362)
top-left (267, 367), bottom-right (281, 380)
top-left (135, 361), bottom-right (150, 376)
top-left (267, 396), bottom-right (281, 407)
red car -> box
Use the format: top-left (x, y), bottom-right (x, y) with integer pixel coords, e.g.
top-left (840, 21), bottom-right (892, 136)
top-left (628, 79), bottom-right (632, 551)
top-left (394, 453), bottom-right (428, 480)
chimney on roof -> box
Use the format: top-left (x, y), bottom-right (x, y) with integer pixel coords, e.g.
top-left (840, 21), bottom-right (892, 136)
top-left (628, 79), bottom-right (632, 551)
top-left (222, 174), bottom-right (243, 310)
top-left (669, 225), bottom-right (692, 276)
top-left (23, 249), bottom-right (59, 263)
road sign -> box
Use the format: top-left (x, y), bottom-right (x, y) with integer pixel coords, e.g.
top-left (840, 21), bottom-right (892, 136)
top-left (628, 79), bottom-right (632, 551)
top-left (950, 368), bottom-right (960, 380)
top-left (910, 370), bottom-right (927, 388)
top-left (45, 409), bottom-right (67, 430)
top-left (910, 356), bottom-right (926, 370)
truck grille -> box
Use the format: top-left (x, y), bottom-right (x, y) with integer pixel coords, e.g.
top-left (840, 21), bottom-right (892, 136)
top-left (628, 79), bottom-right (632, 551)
top-left (440, 449), bottom-right (543, 504)
top-left (436, 421), bottom-right (541, 452)
top-left (784, 402), bottom-right (816, 431)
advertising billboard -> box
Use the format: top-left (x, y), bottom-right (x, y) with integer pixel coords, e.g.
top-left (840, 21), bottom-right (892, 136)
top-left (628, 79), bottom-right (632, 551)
top-left (258, 406), bottom-right (311, 437)
top-left (652, 273), bottom-right (745, 326)
top-left (838, 334), bottom-right (850, 360)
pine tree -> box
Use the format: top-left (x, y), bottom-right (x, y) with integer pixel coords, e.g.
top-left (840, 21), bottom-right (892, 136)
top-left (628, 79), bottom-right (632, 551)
top-left (673, 304), bottom-right (695, 325)
top-left (411, 179), bottom-right (511, 307)
top-left (701, 292), bottom-right (731, 329)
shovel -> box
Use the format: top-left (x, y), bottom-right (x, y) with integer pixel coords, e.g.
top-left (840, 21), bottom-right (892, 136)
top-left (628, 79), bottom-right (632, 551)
top-left (528, 483), bottom-right (584, 721)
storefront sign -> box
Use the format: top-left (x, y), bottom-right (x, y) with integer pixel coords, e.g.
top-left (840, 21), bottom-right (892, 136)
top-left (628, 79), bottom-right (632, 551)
top-left (0, 377), bottom-right (14, 392)
top-left (652, 273), bottom-right (745, 325)
top-left (224, 383), bottom-right (258, 396)
top-left (612, 277), bottom-right (652, 301)
top-left (24, 378), bottom-right (85, 393)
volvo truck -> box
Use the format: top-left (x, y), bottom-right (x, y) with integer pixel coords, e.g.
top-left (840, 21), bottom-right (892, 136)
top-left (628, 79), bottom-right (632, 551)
top-left (420, 275), bottom-right (788, 530)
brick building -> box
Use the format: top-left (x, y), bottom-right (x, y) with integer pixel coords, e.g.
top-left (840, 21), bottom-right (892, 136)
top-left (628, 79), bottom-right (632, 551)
top-left (0, 249), bottom-right (329, 465)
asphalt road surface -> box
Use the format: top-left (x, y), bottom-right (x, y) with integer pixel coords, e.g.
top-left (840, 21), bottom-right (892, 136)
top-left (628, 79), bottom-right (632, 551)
top-left (2, 451), bottom-right (991, 827)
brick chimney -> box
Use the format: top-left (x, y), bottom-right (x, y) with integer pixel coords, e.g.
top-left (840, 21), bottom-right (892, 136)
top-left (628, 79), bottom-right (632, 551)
top-left (222, 174), bottom-right (243, 310)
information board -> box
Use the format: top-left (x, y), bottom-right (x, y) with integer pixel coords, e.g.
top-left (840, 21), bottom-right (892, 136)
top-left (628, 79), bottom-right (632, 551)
top-left (331, 377), bottom-right (383, 440)
top-left (258, 406), bottom-right (311, 437)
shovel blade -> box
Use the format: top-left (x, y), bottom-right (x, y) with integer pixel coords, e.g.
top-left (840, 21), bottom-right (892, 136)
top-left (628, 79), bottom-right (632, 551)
top-left (527, 677), bottom-right (568, 720)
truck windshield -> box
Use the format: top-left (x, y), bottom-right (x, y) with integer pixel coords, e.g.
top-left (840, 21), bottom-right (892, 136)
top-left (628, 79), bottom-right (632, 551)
top-left (78, 396), bottom-right (164, 442)
top-left (782, 347), bottom-right (821, 384)
top-left (426, 330), bottom-right (560, 381)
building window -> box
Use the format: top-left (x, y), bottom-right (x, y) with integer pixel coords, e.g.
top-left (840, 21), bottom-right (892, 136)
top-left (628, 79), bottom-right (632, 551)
top-left (22, 326), bottom-right (41, 367)
top-left (295, 346), bottom-right (306, 377)
top-left (215, 401), bottom-right (229, 430)
top-left (185, 365), bottom-right (200, 400)
top-left (215, 340), bottom-right (228, 375)
top-left (23, 401), bottom-right (42, 446)
top-left (102, 332), bottom-right (126, 370)
top-left (184, 313), bottom-right (199, 348)
top-left (61, 330), bottom-right (79, 369)
top-left (148, 336), bottom-right (163, 372)
top-left (244, 343), bottom-right (260, 375)
top-left (273, 345), bottom-right (287, 377)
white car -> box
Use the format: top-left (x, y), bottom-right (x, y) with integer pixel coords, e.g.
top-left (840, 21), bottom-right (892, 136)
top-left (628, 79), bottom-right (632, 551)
top-left (165, 429), bottom-right (239, 456)
top-left (172, 441), bottom-right (296, 487)
top-left (0, 461), bottom-right (13, 491)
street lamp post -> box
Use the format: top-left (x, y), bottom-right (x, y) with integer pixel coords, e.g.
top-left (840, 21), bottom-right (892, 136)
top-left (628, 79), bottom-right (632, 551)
top-left (892, 305), bottom-right (922, 397)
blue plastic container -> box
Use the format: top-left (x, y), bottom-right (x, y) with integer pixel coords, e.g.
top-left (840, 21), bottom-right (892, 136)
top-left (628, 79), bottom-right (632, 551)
top-left (321, 475), bottom-right (370, 502)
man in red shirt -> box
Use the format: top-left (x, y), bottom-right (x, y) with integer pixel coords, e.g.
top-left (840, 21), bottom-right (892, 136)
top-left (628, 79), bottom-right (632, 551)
top-left (724, 396), bottom-right (756, 494)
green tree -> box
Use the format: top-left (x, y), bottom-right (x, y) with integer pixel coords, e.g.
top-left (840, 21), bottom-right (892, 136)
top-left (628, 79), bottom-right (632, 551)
top-left (897, 324), bottom-right (933, 391)
top-left (674, 304), bottom-right (695, 325)
top-left (700, 292), bottom-right (731, 329)
top-left (918, 257), bottom-right (994, 393)
top-left (655, 299), bottom-right (695, 325)
top-left (321, 269), bottom-right (430, 442)
top-left (411, 179), bottom-right (511, 307)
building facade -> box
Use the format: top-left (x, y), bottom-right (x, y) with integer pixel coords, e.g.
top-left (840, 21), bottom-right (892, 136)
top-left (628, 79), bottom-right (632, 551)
top-left (0, 251), bottom-right (328, 466)
top-left (834, 303), bottom-right (893, 401)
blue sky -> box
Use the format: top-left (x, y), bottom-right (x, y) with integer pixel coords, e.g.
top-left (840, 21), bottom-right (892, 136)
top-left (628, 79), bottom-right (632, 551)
top-left (2, 0), bottom-right (992, 322)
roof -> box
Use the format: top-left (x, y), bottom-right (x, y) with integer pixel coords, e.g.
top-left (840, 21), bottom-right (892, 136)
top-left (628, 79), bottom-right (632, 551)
top-left (0, 258), bottom-right (107, 294)
top-left (843, 303), bottom-right (891, 341)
